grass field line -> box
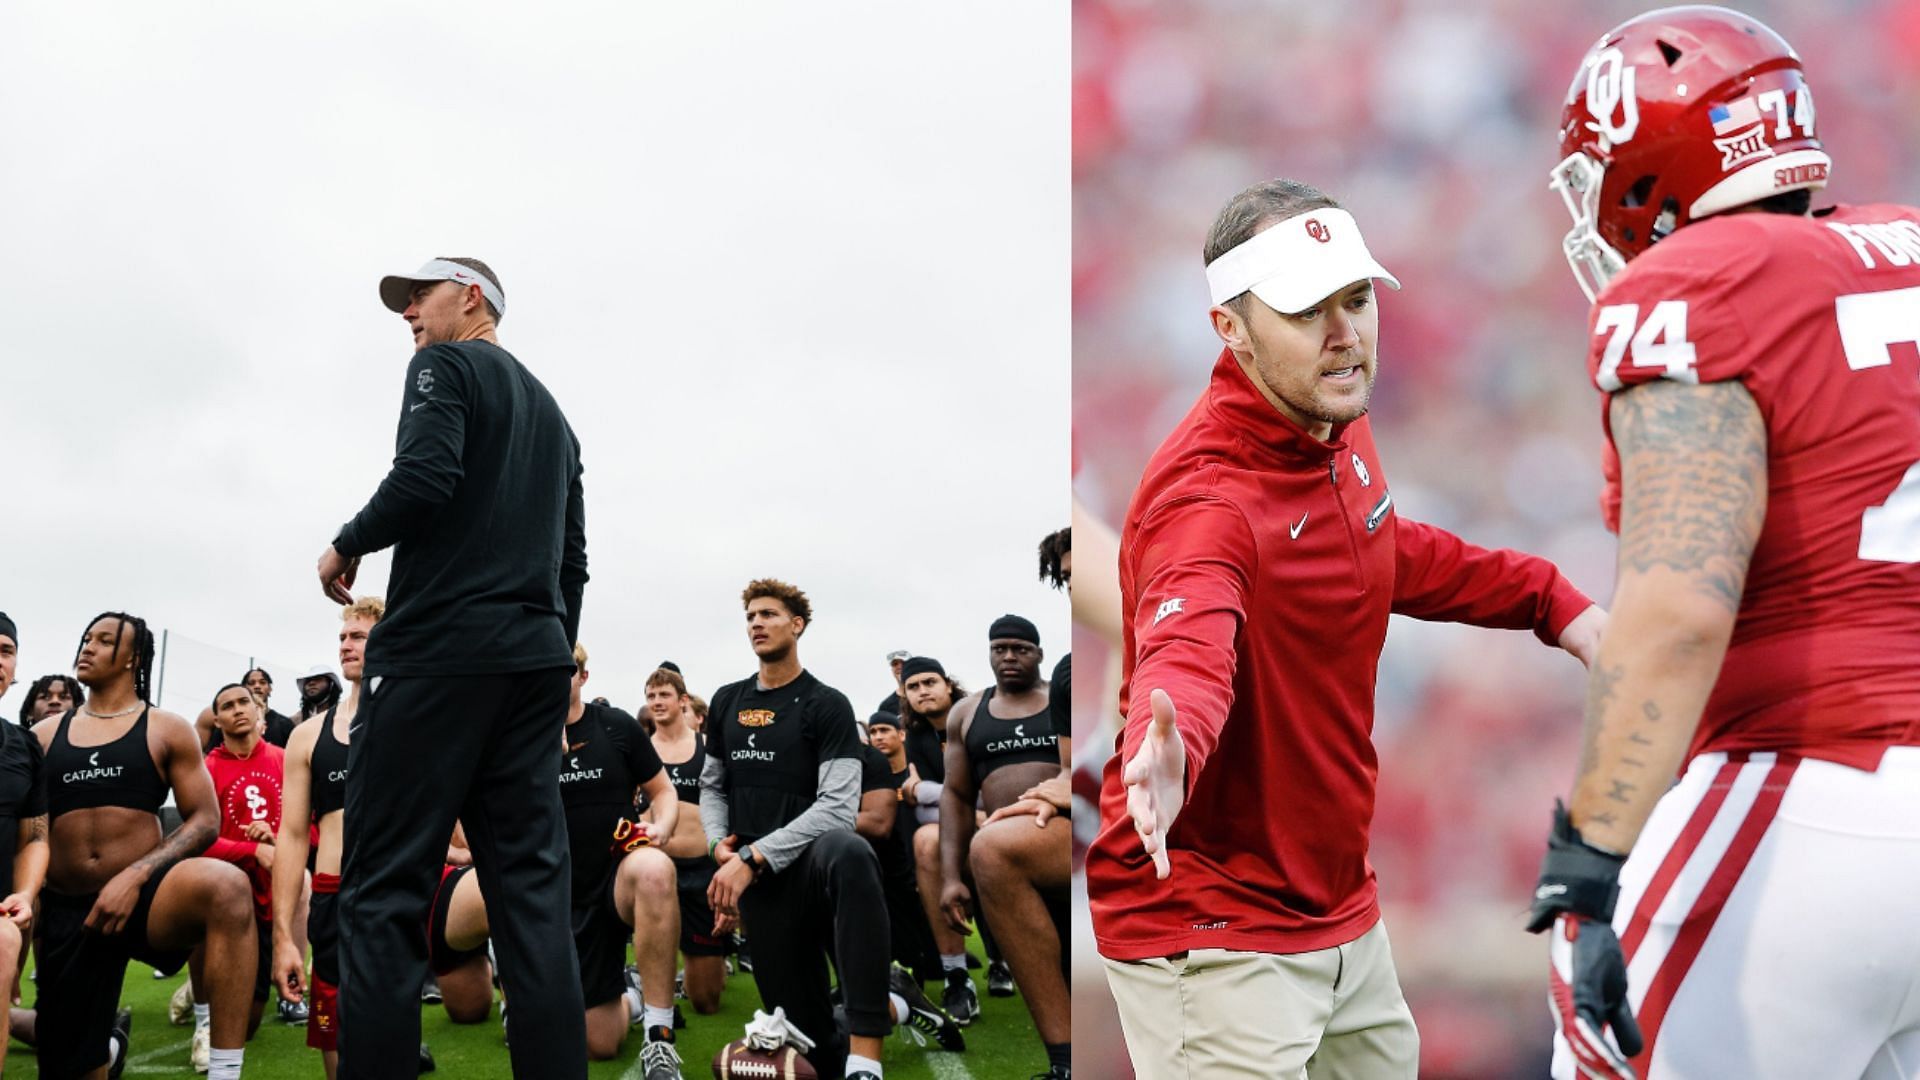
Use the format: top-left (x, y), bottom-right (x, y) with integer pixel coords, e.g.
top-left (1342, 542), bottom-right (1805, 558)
top-left (926, 1053), bottom-right (976, 1080)
top-left (121, 1034), bottom-right (190, 1068)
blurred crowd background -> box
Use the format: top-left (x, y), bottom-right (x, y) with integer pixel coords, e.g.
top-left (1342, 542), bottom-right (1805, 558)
top-left (1068, 0), bottom-right (1920, 1075)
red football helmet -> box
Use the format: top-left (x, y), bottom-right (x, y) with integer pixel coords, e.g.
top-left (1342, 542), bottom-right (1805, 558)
top-left (1550, 5), bottom-right (1830, 300)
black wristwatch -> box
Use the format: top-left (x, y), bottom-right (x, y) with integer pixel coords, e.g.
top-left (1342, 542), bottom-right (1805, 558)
top-left (745, 846), bottom-right (764, 876)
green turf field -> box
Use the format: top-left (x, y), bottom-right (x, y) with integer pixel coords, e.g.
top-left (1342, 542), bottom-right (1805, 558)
top-left (5, 933), bottom-right (1037, 1079)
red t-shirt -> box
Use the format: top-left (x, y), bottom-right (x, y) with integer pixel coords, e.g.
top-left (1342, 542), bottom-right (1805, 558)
top-left (205, 740), bottom-right (286, 921)
top-left (1087, 351), bottom-right (1592, 960)
top-left (1589, 205), bottom-right (1920, 770)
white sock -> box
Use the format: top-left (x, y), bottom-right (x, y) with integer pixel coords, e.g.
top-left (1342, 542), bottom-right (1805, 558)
top-left (846, 1052), bottom-right (882, 1077)
top-left (194, 1002), bottom-right (210, 1032)
top-left (889, 992), bottom-right (910, 1025)
top-left (207, 1046), bottom-right (243, 1079)
top-left (940, 953), bottom-right (966, 974)
top-left (643, 1003), bottom-right (674, 1032)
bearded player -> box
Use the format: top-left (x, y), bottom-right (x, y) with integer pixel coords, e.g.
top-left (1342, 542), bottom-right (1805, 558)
top-left (1529, 8), bottom-right (1920, 1078)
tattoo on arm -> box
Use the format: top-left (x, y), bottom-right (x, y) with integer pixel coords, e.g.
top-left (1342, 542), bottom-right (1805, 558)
top-left (25, 815), bottom-right (46, 845)
top-left (131, 818), bottom-right (214, 879)
top-left (1609, 379), bottom-right (1768, 613)
top-left (1577, 662), bottom-right (1625, 778)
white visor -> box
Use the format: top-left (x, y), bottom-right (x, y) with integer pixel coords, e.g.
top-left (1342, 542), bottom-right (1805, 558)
top-left (379, 259), bottom-right (506, 318)
top-left (1204, 208), bottom-right (1401, 312)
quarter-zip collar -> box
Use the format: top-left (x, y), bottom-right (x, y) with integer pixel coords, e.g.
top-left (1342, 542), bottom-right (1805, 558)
top-left (1203, 347), bottom-right (1352, 468)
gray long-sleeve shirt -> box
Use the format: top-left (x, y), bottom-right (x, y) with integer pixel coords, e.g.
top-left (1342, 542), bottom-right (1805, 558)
top-left (700, 754), bottom-right (859, 873)
top-left (697, 669), bottom-right (863, 874)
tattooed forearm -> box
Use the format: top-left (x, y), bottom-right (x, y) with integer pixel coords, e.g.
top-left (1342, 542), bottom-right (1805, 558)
top-left (24, 815), bottom-right (46, 845)
top-left (1590, 663), bottom-right (1622, 706)
top-left (1576, 662), bottom-right (1625, 779)
top-left (130, 819), bottom-right (214, 879)
top-left (1610, 380), bottom-right (1768, 613)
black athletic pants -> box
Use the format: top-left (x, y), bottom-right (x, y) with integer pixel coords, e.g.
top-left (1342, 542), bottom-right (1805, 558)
top-left (739, 829), bottom-right (891, 1080)
top-left (338, 669), bottom-right (584, 1080)
top-left (881, 860), bottom-right (941, 986)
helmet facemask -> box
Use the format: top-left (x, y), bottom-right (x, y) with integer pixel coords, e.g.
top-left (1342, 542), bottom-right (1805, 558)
top-left (1550, 151), bottom-right (1626, 304)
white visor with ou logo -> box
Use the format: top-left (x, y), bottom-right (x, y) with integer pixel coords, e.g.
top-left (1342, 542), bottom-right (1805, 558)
top-left (1204, 208), bottom-right (1401, 313)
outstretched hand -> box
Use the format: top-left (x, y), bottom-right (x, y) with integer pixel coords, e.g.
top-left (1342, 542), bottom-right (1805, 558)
top-left (1121, 688), bottom-right (1185, 880)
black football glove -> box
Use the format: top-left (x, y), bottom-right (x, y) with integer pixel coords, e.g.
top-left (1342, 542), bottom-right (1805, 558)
top-left (1528, 800), bottom-right (1643, 1079)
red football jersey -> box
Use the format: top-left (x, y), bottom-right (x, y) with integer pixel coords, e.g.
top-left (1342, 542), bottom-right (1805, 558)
top-left (1589, 204), bottom-right (1920, 769)
top-left (205, 741), bottom-right (286, 920)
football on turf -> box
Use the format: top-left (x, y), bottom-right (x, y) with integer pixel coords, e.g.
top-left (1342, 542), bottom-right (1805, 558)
top-left (712, 1040), bottom-right (819, 1079)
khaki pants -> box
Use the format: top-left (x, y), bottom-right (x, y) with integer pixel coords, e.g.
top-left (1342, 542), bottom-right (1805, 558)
top-left (1103, 921), bottom-right (1418, 1079)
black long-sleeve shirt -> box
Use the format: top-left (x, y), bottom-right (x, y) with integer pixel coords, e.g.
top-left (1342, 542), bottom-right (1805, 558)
top-left (335, 340), bottom-right (587, 677)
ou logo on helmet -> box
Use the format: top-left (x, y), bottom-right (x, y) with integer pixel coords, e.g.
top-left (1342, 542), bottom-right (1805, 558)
top-left (1305, 218), bottom-right (1331, 243)
top-left (1583, 46), bottom-right (1640, 149)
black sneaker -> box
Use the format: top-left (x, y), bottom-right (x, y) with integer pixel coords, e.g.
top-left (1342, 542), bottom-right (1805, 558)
top-left (734, 933), bottom-right (752, 973)
top-left (987, 959), bottom-right (1016, 997)
top-left (418, 1042), bottom-right (436, 1074)
top-left (848, 1073), bottom-right (882, 1080)
top-left (420, 975), bottom-right (443, 1004)
top-left (893, 965), bottom-right (965, 1052)
top-left (941, 969), bottom-right (980, 1027)
top-left (278, 995), bottom-right (310, 1024)
top-left (107, 1008), bottom-right (132, 1080)
top-left (1029, 1067), bottom-right (1070, 1080)
top-left (640, 1027), bottom-right (683, 1079)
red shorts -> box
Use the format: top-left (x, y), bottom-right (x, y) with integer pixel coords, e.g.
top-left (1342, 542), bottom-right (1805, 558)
top-left (307, 871), bottom-right (341, 1053)
top-left (306, 976), bottom-right (339, 1053)
top-left (429, 864), bottom-right (486, 975)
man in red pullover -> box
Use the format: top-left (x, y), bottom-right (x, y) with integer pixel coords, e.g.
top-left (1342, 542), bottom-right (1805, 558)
top-left (1086, 178), bottom-right (1607, 1077)
top-left (195, 681), bottom-right (288, 1063)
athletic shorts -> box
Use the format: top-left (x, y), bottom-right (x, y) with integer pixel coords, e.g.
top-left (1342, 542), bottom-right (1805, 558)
top-left (429, 864), bottom-right (487, 976)
top-left (673, 855), bottom-right (731, 957)
top-left (35, 864), bottom-right (194, 1077)
top-left (308, 872), bottom-right (339, 1053)
top-left (573, 869), bottom-right (628, 1008)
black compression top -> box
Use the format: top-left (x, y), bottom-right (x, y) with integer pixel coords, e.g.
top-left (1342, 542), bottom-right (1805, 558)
top-left (0, 721), bottom-right (47, 896)
top-left (47, 707), bottom-right (169, 819)
top-left (963, 686), bottom-right (1058, 785)
top-left (708, 670), bottom-right (859, 846)
top-left (857, 744), bottom-right (912, 874)
top-left (658, 732), bottom-right (705, 807)
top-left (904, 720), bottom-right (946, 784)
top-left (560, 704), bottom-right (664, 902)
top-left (311, 707), bottom-right (348, 821)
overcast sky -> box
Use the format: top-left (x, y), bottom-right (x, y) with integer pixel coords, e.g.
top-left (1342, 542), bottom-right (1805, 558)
top-left (2, 4), bottom-right (1068, 720)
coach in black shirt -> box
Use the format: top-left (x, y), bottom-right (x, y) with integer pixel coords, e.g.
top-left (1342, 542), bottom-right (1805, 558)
top-left (701, 579), bottom-right (891, 1080)
top-left (318, 257), bottom-right (589, 1079)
